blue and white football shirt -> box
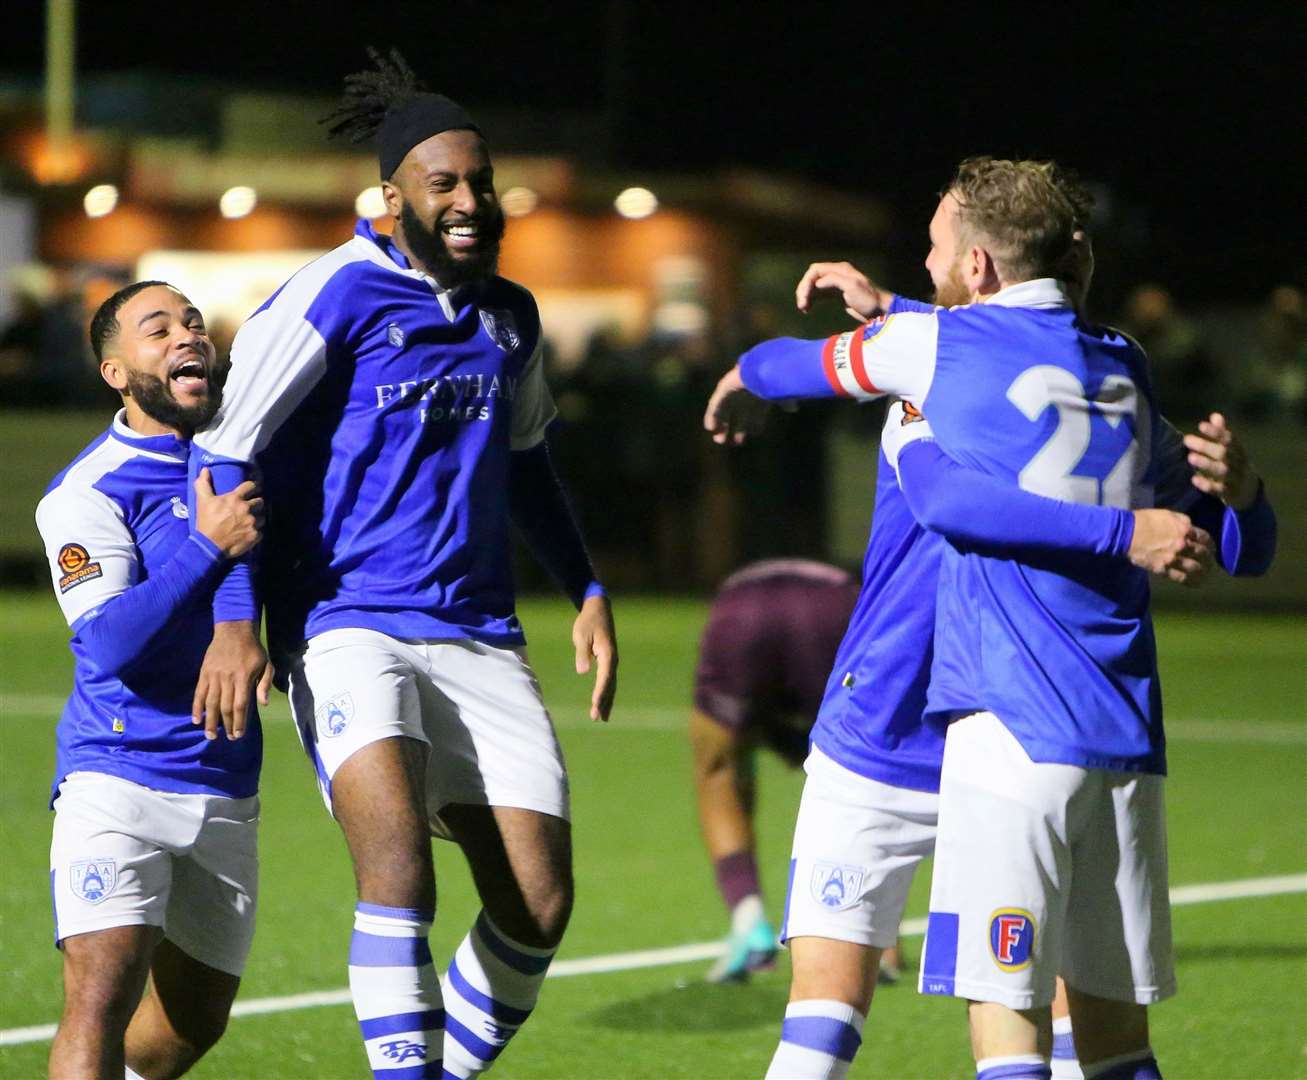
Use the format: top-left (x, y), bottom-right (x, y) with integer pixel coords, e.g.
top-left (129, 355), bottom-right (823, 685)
top-left (36, 412), bottom-right (262, 803)
top-left (194, 220), bottom-right (557, 658)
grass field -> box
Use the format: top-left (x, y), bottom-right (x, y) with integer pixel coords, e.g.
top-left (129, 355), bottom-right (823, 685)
top-left (1, 594), bottom-right (1304, 1079)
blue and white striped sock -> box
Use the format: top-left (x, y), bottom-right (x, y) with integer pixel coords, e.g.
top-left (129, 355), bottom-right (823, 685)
top-left (976, 1054), bottom-right (1052, 1080)
top-left (349, 903), bottom-right (445, 1079)
top-left (1082, 1050), bottom-right (1162, 1080)
top-left (764, 999), bottom-right (864, 1079)
top-left (1051, 1015), bottom-right (1084, 1079)
top-left (440, 910), bottom-right (556, 1078)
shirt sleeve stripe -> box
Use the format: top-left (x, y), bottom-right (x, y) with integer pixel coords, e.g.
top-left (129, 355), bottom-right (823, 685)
top-left (848, 322), bottom-right (882, 395)
top-left (821, 334), bottom-right (851, 397)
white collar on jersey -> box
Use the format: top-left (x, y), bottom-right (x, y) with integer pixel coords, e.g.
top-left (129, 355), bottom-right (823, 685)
top-left (984, 278), bottom-right (1072, 310)
top-left (110, 409), bottom-right (189, 458)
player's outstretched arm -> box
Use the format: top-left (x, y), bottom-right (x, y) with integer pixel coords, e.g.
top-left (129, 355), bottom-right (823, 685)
top-left (895, 438), bottom-right (1214, 584)
top-left (796, 261), bottom-right (894, 320)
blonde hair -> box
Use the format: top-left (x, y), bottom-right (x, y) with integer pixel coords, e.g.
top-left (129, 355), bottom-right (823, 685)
top-left (947, 156), bottom-right (1093, 282)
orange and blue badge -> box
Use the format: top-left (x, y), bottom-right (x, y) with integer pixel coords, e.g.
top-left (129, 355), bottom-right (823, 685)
top-left (989, 908), bottom-right (1036, 971)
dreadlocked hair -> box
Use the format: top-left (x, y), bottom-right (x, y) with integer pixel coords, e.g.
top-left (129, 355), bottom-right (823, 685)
top-left (321, 47), bottom-right (428, 144)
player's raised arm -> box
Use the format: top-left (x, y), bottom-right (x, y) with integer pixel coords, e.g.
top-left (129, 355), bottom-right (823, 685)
top-left (705, 313), bottom-right (940, 445)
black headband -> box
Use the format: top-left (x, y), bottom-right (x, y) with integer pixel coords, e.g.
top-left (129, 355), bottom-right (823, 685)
top-left (378, 93), bottom-right (480, 180)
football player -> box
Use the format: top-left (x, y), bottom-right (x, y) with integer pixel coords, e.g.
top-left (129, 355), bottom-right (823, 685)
top-left (37, 282), bottom-right (265, 1079)
top-left (706, 158), bottom-right (1276, 1080)
top-left (186, 49), bottom-right (616, 1080)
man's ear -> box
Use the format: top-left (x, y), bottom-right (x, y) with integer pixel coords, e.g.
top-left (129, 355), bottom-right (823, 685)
top-left (968, 245), bottom-right (1003, 296)
top-left (381, 179), bottom-right (403, 218)
top-left (100, 355), bottom-right (128, 393)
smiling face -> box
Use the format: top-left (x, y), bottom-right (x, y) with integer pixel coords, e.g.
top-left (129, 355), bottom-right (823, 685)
top-left (98, 285), bottom-right (220, 438)
top-left (383, 128), bottom-right (506, 288)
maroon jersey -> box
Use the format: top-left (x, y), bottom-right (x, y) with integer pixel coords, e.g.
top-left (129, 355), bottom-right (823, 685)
top-left (694, 559), bottom-right (859, 765)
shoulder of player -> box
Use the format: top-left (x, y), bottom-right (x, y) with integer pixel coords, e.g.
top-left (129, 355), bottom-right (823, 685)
top-left (244, 241), bottom-right (377, 330)
top-left (481, 276), bottom-right (543, 347)
top-left (37, 436), bottom-right (131, 529)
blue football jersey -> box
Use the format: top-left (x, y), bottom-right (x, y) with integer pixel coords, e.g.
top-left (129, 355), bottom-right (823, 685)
top-left (36, 414), bottom-right (263, 803)
top-left (812, 280), bottom-right (1166, 773)
top-left (194, 220), bottom-right (557, 660)
top-left (811, 398), bottom-right (947, 792)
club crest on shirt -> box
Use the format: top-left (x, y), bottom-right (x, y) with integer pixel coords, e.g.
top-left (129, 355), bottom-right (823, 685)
top-left (316, 692), bottom-right (355, 738)
top-left (479, 308), bottom-right (520, 353)
top-left (811, 862), bottom-right (866, 911)
top-left (170, 496), bottom-right (190, 519)
top-left (57, 543), bottom-right (102, 593)
top-left (70, 858), bottom-right (117, 904)
top-left (387, 322), bottom-right (406, 348)
top-left (989, 908), bottom-right (1036, 971)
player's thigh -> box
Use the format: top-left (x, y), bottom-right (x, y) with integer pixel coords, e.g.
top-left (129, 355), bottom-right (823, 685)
top-left (1063, 771), bottom-right (1174, 1009)
top-left (920, 712), bottom-right (1083, 1012)
top-left (165, 794), bottom-right (259, 979)
top-left (788, 936), bottom-right (881, 1013)
top-left (442, 804), bottom-right (573, 948)
top-left (418, 641), bottom-right (570, 830)
top-left (51, 773), bottom-right (189, 949)
top-left (782, 748), bottom-right (938, 951)
top-left (142, 936), bottom-right (241, 1047)
top-left (60, 923), bottom-right (162, 1032)
top-left (286, 628), bottom-right (428, 814)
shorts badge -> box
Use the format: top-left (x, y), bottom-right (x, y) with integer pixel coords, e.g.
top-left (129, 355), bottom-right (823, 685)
top-left (57, 543), bottom-right (102, 593)
top-left (479, 308), bottom-right (520, 353)
top-left (316, 692), bottom-right (355, 738)
top-left (70, 858), bottom-right (117, 904)
top-left (989, 908), bottom-right (1036, 971)
top-left (811, 862), bottom-right (866, 911)
top-left (387, 322), bottom-right (406, 348)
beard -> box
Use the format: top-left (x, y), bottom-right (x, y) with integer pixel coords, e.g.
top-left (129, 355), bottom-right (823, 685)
top-left (932, 260), bottom-right (971, 308)
top-left (125, 369), bottom-right (221, 435)
top-left (399, 201), bottom-right (505, 289)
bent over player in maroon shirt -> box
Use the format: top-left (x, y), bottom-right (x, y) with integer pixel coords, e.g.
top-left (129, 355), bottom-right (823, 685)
top-left (690, 559), bottom-right (906, 982)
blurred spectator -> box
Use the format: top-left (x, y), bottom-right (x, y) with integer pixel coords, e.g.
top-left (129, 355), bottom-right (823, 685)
top-left (1124, 283), bottom-right (1224, 424)
top-left (1241, 285), bottom-right (1307, 422)
top-left (0, 264), bottom-right (105, 407)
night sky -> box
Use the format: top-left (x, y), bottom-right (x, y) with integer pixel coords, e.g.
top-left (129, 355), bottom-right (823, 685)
top-left (3, 2), bottom-right (1300, 305)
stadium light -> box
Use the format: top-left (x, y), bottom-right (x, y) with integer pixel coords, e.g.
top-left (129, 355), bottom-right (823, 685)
top-left (83, 184), bottom-right (118, 219)
top-left (220, 186), bottom-right (257, 220)
top-left (355, 186), bottom-right (387, 219)
top-left (614, 186), bottom-right (658, 219)
top-left (501, 186), bottom-right (539, 218)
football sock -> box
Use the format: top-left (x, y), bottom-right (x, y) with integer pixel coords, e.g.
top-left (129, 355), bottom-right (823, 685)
top-left (1051, 1015), bottom-right (1084, 1079)
top-left (764, 1000), bottom-right (864, 1079)
top-left (349, 903), bottom-right (444, 1078)
top-left (714, 850), bottom-right (763, 911)
top-left (441, 910), bottom-right (555, 1078)
top-left (1081, 1050), bottom-right (1162, 1079)
top-left (976, 1054), bottom-right (1052, 1080)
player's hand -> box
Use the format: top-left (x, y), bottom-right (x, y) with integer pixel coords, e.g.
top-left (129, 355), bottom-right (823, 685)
top-left (704, 365), bottom-right (771, 445)
top-left (1183, 413), bottom-right (1260, 511)
top-left (573, 592), bottom-right (617, 722)
top-left (194, 467), bottom-right (264, 558)
top-left (795, 261), bottom-right (892, 321)
top-left (1128, 509), bottom-right (1214, 586)
top-left (193, 620), bottom-right (269, 740)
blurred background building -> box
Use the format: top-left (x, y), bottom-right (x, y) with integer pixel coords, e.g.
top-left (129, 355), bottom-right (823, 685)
top-left (1, 5), bottom-right (1303, 607)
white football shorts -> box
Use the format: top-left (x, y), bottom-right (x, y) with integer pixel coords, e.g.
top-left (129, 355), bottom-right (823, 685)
top-left (920, 711), bottom-right (1175, 1010)
top-left (50, 771), bottom-right (259, 976)
top-left (780, 746), bottom-right (939, 949)
top-left (287, 628), bottom-right (570, 833)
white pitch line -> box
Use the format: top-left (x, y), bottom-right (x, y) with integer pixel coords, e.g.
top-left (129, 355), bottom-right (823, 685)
top-left (2, 873), bottom-right (1303, 1049)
